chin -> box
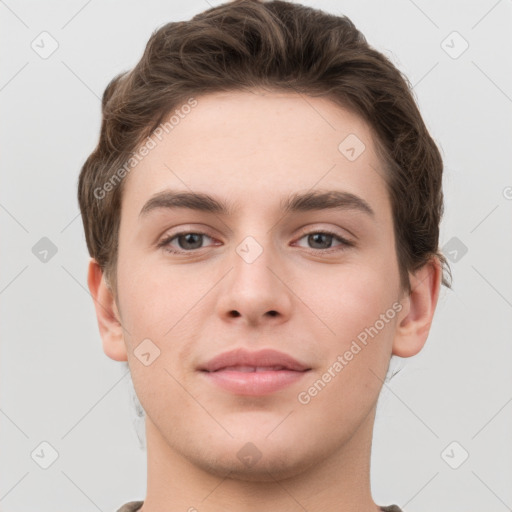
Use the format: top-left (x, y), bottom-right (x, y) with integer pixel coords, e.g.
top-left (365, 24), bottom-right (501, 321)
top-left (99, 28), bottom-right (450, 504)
top-left (200, 449), bottom-right (313, 482)
top-left (183, 434), bottom-right (321, 483)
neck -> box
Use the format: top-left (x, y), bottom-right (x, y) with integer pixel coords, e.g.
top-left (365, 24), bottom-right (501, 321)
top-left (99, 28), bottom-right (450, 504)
top-left (139, 407), bottom-right (381, 512)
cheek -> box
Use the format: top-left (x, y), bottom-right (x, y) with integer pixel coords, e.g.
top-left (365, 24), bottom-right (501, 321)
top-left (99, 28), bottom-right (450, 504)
top-left (317, 261), bottom-right (398, 342)
top-left (298, 274), bottom-right (396, 422)
top-left (116, 256), bottom-right (181, 347)
top-left (117, 258), bottom-right (207, 387)
top-left (306, 264), bottom-right (398, 400)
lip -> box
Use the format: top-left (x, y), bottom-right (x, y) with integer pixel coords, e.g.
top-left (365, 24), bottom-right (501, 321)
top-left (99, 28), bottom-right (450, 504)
top-left (198, 348), bottom-right (311, 396)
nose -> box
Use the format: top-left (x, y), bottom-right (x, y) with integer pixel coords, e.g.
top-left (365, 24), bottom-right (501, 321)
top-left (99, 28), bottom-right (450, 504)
top-left (215, 235), bottom-right (293, 328)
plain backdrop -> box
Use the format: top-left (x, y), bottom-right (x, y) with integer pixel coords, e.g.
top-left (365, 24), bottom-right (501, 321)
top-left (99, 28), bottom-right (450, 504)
top-left (1, 1), bottom-right (511, 511)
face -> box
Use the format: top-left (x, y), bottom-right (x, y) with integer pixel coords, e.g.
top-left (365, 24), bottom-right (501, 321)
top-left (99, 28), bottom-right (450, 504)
top-left (113, 89), bottom-right (405, 480)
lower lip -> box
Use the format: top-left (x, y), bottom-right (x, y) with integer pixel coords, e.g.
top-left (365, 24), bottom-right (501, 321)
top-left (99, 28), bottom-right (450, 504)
top-left (201, 369), bottom-right (309, 395)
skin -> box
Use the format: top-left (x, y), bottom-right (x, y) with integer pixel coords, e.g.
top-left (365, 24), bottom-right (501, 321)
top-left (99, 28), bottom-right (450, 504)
top-left (88, 89), bottom-right (441, 512)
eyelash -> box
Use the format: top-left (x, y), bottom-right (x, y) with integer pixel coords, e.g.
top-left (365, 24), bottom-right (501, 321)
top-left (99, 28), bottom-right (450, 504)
top-left (157, 229), bottom-right (355, 255)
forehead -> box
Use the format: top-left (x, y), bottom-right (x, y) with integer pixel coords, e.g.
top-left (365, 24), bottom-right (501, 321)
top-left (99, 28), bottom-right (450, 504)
top-left (120, 90), bottom-right (391, 225)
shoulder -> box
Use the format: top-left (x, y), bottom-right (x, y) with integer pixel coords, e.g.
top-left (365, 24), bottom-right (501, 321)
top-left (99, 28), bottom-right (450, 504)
top-left (115, 501), bottom-right (402, 512)
top-left (115, 500), bottom-right (144, 512)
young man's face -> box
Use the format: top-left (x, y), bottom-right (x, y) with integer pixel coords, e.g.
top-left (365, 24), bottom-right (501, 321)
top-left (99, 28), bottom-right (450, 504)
top-left (93, 90), bottom-right (435, 480)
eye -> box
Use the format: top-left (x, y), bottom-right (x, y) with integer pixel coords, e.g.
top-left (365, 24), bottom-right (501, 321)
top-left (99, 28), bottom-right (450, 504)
top-left (294, 230), bottom-right (354, 252)
top-left (157, 229), bottom-right (354, 255)
top-left (157, 232), bottom-right (217, 254)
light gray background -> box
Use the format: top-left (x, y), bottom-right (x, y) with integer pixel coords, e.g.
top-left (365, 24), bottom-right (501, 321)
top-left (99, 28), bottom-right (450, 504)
top-left (1, 1), bottom-right (511, 511)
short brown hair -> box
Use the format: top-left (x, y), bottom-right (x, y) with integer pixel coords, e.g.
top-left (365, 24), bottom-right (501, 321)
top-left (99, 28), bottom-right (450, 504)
top-left (78, 0), bottom-right (452, 298)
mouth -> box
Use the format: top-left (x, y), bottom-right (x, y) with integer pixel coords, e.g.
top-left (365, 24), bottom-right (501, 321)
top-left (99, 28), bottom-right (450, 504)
top-left (216, 365), bottom-right (299, 372)
top-left (198, 348), bottom-right (311, 396)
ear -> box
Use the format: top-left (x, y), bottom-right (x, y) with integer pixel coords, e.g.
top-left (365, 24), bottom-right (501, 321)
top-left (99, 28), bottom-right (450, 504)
top-left (87, 258), bottom-right (127, 362)
top-left (393, 256), bottom-right (442, 358)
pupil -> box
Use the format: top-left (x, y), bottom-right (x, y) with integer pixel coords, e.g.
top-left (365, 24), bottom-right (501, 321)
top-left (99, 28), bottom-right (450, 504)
top-left (180, 233), bottom-right (202, 249)
top-left (309, 233), bottom-right (331, 249)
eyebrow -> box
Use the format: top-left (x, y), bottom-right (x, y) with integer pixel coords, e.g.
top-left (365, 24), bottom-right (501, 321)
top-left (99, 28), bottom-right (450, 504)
top-left (139, 188), bottom-right (375, 219)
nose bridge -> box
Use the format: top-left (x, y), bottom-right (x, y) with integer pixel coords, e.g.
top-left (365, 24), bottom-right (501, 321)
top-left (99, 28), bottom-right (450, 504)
top-left (235, 234), bottom-right (268, 266)
top-left (230, 212), bottom-right (279, 272)
top-left (216, 228), bottom-right (293, 324)
top-left (232, 231), bottom-right (279, 293)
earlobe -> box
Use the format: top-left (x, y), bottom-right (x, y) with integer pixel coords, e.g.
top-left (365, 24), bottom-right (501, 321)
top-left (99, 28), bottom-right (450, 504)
top-left (392, 257), bottom-right (442, 358)
top-left (87, 258), bottom-right (127, 362)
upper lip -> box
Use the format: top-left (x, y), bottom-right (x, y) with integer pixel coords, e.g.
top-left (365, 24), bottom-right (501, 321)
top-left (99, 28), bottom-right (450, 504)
top-left (199, 348), bottom-right (311, 372)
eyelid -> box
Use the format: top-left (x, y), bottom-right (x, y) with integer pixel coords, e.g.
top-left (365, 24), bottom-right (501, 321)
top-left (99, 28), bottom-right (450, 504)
top-left (157, 224), bottom-right (352, 244)
top-left (294, 224), bottom-right (353, 242)
top-left (156, 228), bottom-right (217, 250)
top-left (156, 223), bottom-right (215, 242)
